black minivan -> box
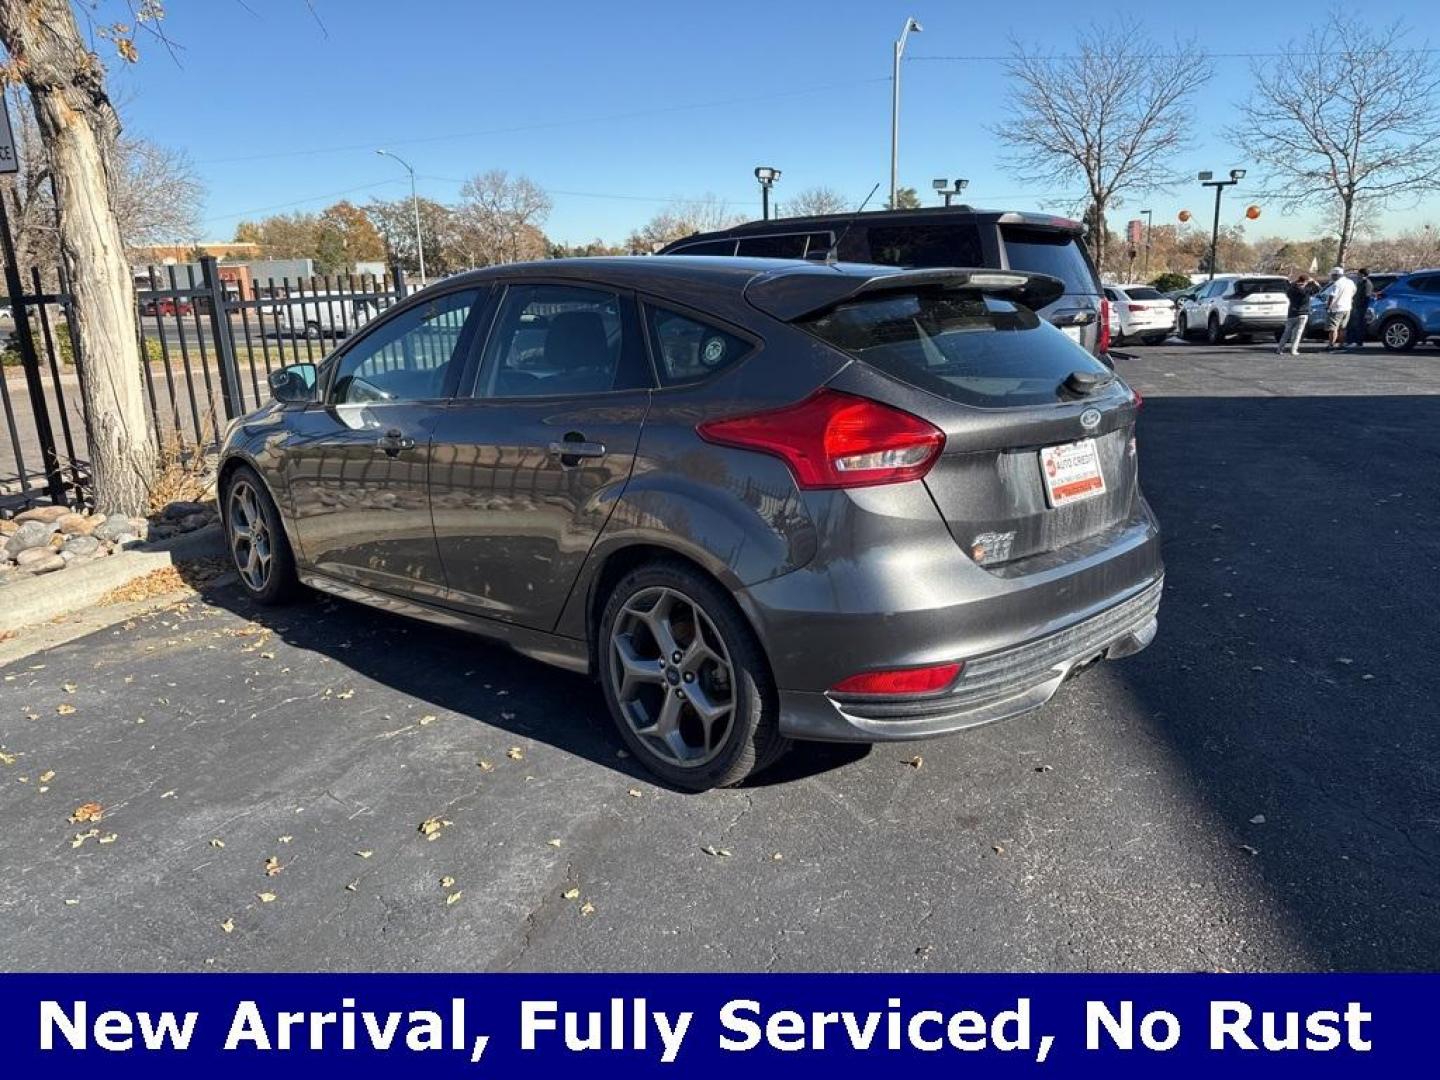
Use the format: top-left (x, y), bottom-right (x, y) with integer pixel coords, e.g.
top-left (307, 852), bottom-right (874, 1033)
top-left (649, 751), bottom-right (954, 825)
top-left (658, 207), bottom-right (1110, 360)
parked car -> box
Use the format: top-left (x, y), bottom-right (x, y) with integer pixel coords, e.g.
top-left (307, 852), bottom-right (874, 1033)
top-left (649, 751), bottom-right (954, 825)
top-left (1302, 273), bottom-right (1397, 339)
top-left (1357, 271), bottom-right (1439, 350)
top-left (1177, 275), bottom-right (1289, 343)
top-left (219, 257), bottom-right (1163, 789)
top-left (276, 293), bottom-right (379, 339)
top-left (1103, 284), bottom-right (1176, 345)
top-left (139, 297), bottom-right (194, 317)
top-left (658, 207), bottom-right (1114, 362)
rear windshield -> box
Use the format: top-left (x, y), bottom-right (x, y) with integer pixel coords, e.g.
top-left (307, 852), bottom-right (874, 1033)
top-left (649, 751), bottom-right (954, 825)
top-left (1232, 278), bottom-right (1288, 297)
top-left (801, 288), bottom-right (1111, 408)
top-left (1122, 287), bottom-right (1164, 300)
top-left (1000, 227), bottom-right (1098, 297)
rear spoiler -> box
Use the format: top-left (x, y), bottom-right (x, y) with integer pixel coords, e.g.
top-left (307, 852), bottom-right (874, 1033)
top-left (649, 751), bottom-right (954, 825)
top-left (745, 267), bottom-right (1067, 322)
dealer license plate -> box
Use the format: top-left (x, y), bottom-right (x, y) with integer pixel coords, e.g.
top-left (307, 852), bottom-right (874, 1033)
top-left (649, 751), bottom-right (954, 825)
top-left (1040, 439), bottom-right (1106, 507)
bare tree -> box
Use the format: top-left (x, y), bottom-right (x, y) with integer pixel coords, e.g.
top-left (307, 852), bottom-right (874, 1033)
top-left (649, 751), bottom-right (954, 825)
top-left (625, 195), bottom-right (743, 253)
top-left (784, 186), bottom-right (850, 216)
top-left (1233, 11), bottom-right (1440, 267)
top-left (453, 170), bottom-right (552, 266)
top-left (0, 0), bottom-right (158, 513)
top-left (995, 20), bottom-right (1210, 269)
top-left (110, 136), bottom-right (203, 248)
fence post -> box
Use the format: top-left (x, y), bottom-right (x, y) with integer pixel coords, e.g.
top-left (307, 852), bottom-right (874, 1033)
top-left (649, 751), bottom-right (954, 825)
top-left (390, 264), bottom-right (407, 306)
top-left (201, 255), bottom-right (243, 422)
top-left (0, 193), bottom-right (67, 505)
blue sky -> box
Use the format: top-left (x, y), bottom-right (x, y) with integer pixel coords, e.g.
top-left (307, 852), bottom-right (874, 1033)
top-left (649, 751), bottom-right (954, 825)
top-left (105, 0), bottom-right (1436, 245)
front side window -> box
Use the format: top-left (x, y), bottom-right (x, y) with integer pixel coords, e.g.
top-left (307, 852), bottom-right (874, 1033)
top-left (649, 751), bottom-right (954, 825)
top-left (801, 288), bottom-right (1110, 408)
top-left (479, 284), bottom-right (624, 398)
top-left (330, 288), bottom-right (480, 404)
top-left (670, 239), bottom-right (736, 256)
top-left (646, 306), bottom-right (753, 386)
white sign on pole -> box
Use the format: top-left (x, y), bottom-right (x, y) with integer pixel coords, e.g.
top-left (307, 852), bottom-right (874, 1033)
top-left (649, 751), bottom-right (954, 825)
top-left (0, 95), bottom-right (18, 175)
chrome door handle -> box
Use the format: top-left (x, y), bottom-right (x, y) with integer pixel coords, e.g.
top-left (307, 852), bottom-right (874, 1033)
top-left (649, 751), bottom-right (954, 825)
top-left (548, 440), bottom-right (606, 460)
top-left (376, 429), bottom-right (416, 456)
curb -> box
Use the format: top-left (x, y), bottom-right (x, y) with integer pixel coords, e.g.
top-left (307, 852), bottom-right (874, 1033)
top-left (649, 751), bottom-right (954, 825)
top-left (0, 523), bottom-right (227, 635)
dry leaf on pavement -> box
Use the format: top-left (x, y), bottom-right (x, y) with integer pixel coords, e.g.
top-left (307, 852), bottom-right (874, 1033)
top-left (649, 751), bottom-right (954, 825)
top-left (257, 892), bottom-right (277, 903)
top-left (562, 887), bottom-right (580, 900)
top-left (69, 802), bottom-right (103, 823)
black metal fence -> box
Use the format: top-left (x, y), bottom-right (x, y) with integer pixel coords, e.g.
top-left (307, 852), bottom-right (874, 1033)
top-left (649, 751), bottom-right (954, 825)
top-left (1, 255), bottom-right (408, 511)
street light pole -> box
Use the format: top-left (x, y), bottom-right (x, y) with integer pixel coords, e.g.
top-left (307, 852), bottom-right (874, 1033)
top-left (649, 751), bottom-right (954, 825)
top-left (1199, 169), bottom-right (1245, 280)
top-left (890, 17), bottom-right (923, 209)
top-left (1140, 208), bottom-right (1153, 280)
top-left (754, 166), bottom-right (781, 220)
top-left (376, 149), bottom-right (426, 288)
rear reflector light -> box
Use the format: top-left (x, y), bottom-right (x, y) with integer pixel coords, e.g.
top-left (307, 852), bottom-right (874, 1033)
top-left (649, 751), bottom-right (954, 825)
top-left (831, 661), bottom-right (963, 696)
top-left (697, 389), bottom-right (945, 489)
top-left (1127, 304), bottom-right (1146, 312)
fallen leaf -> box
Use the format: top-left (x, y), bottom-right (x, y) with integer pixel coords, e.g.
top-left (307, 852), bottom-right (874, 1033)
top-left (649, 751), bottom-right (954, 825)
top-left (62, 683), bottom-right (77, 694)
top-left (70, 802), bottom-right (103, 823)
top-left (1238, 844), bottom-right (1260, 856)
top-left (546, 838), bottom-right (562, 848)
top-left (63, 898), bottom-right (79, 907)
top-left (992, 844), bottom-right (1005, 856)
top-left (771, 852), bottom-right (783, 861)
top-left (579, 901), bottom-right (595, 916)
top-left (1249, 814), bottom-right (1266, 825)
top-left (39, 770), bottom-right (55, 783)
top-left (477, 760), bottom-right (494, 772)
top-left (344, 880), bottom-right (359, 893)
top-left (419, 714), bottom-right (437, 726)
top-left (562, 887), bottom-right (580, 900)
top-left (626, 788), bottom-right (643, 799)
top-left (220, 917), bottom-right (235, 933)
top-left (506, 747), bottom-right (524, 761)
top-left (160, 789), bottom-right (176, 799)
top-left (257, 892), bottom-right (277, 903)
top-left (209, 838), bottom-right (225, 849)
top-left (418, 817), bottom-right (451, 840)
top-left (335, 689), bottom-right (355, 700)
top-left (445, 891), bottom-right (463, 906)
top-left (70, 828), bottom-right (99, 848)
top-left (97, 833), bottom-right (118, 845)
top-left (0, 751), bottom-right (18, 766)
top-left (355, 850), bottom-right (373, 859)
top-left (263, 856), bottom-right (283, 877)
top-left (277, 835), bottom-right (293, 844)
top-left (439, 875), bottom-right (456, 889)
top-left (56, 703), bottom-right (76, 716)
top-left (903, 755), bottom-right (923, 769)
top-left (1034, 764), bottom-right (1054, 773)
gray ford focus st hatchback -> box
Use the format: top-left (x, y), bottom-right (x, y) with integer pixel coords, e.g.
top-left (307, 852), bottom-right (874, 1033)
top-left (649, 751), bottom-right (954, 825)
top-left (219, 257), bottom-right (1162, 789)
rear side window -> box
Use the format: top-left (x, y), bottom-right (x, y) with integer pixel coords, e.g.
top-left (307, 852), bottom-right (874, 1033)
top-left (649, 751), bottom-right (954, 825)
top-left (737, 234), bottom-right (807, 258)
top-left (478, 284), bottom-right (623, 398)
top-left (670, 239), bottom-right (736, 256)
top-left (865, 223), bottom-right (983, 269)
top-left (646, 306), bottom-right (753, 386)
top-left (1408, 274), bottom-right (1440, 293)
top-left (800, 288), bottom-right (1110, 408)
top-left (1000, 227), bottom-right (1097, 296)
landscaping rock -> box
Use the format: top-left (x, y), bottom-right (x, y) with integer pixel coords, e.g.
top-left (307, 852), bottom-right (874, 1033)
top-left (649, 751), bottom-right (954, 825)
top-left (16, 546), bottom-right (60, 567)
top-left (48, 532), bottom-right (66, 549)
top-left (15, 505), bottom-right (69, 525)
top-left (0, 519), bottom-right (18, 536)
top-left (56, 512), bottom-right (90, 535)
top-left (161, 500), bottom-right (214, 521)
top-left (112, 532), bottom-right (139, 547)
top-left (63, 535), bottom-right (101, 558)
top-left (5, 520), bottom-right (56, 558)
top-left (20, 552), bottom-right (65, 575)
top-left (93, 518), bottom-right (134, 542)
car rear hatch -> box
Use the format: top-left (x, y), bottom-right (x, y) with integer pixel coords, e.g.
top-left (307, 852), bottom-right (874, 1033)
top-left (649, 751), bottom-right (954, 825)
top-left (997, 214), bottom-right (1105, 356)
top-left (1231, 278), bottom-right (1289, 319)
top-left (770, 269), bottom-right (1141, 572)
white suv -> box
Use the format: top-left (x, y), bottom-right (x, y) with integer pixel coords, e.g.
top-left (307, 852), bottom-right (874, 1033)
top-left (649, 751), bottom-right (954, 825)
top-left (1104, 284), bottom-right (1176, 345)
top-left (1178, 275), bottom-right (1289, 344)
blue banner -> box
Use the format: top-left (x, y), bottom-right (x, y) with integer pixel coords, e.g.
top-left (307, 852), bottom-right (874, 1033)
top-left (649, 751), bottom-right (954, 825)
top-left (0, 974), bottom-right (1429, 1076)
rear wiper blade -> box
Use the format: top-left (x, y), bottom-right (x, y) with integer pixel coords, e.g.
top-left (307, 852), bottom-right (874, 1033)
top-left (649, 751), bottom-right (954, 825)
top-left (1059, 369), bottom-right (1116, 398)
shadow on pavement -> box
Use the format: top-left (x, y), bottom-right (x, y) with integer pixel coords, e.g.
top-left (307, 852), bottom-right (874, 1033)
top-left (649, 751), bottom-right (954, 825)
top-left (1117, 392), bottom-right (1440, 970)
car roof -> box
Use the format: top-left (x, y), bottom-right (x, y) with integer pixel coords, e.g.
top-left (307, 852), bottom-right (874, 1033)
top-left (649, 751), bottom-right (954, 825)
top-left (657, 206), bottom-right (1084, 249)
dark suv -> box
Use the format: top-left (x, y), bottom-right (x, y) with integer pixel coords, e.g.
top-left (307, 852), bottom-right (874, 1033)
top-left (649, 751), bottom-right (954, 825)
top-left (221, 257), bottom-right (1162, 789)
top-left (659, 207), bottom-right (1111, 360)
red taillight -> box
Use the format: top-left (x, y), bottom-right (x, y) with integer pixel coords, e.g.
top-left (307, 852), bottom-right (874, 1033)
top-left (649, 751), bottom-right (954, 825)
top-left (831, 661), bottom-right (964, 697)
top-left (1098, 298), bottom-right (1112, 354)
top-left (697, 389), bottom-right (945, 489)
top-left (1127, 304), bottom-right (1146, 313)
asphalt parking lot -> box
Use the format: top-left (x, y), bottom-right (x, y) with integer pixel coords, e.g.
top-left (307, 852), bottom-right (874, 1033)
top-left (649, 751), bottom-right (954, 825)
top-left (2, 340), bottom-right (1437, 972)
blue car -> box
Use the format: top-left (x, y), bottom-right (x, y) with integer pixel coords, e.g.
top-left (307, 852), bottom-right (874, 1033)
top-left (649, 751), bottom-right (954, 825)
top-left (1367, 270), bottom-right (1440, 351)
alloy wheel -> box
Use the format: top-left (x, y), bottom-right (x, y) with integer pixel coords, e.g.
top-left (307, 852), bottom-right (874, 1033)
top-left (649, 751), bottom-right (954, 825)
top-left (1384, 320), bottom-right (1413, 349)
top-left (608, 586), bottom-right (736, 769)
top-left (227, 479), bottom-right (273, 592)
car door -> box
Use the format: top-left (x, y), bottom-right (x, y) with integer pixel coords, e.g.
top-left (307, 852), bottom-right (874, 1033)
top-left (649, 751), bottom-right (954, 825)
top-left (281, 285), bottom-right (487, 600)
top-left (428, 280), bottom-right (652, 630)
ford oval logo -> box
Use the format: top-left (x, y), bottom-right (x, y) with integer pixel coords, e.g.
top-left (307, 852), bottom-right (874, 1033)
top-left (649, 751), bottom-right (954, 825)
top-left (1080, 408), bottom-right (1103, 430)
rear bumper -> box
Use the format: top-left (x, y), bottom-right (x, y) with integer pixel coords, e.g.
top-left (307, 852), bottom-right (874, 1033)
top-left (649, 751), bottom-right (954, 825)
top-left (1222, 313), bottom-right (1287, 332)
top-left (773, 575), bottom-right (1162, 742)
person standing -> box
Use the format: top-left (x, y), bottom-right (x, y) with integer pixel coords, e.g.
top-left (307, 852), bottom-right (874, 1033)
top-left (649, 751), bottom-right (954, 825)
top-left (1325, 266), bottom-right (1356, 351)
top-left (1279, 273), bottom-right (1316, 355)
top-left (1345, 268), bottom-right (1373, 350)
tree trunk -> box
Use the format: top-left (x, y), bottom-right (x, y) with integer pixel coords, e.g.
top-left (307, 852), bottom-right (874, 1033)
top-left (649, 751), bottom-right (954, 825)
top-left (1336, 196), bottom-right (1355, 269)
top-left (0, 0), bottom-right (155, 514)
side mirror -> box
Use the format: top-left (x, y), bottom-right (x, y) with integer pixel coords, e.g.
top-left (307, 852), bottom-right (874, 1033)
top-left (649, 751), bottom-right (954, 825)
top-left (268, 363), bottom-right (319, 404)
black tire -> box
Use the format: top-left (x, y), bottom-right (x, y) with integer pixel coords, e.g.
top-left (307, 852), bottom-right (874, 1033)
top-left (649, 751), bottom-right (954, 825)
top-left (1206, 314), bottom-right (1225, 345)
top-left (1142, 333), bottom-right (1169, 346)
top-left (1177, 313), bottom-right (1189, 339)
top-left (598, 560), bottom-right (789, 790)
top-left (1379, 316), bottom-right (1419, 352)
top-left (222, 464), bottom-right (301, 605)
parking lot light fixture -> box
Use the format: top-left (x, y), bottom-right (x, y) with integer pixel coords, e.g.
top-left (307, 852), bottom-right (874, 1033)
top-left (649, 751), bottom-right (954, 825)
top-left (754, 166), bottom-right (781, 220)
top-left (1199, 168), bottom-right (1245, 280)
top-left (932, 177), bottom-right (968, 207)
top-left (890, 17), bottom-right (923, 209)
top-left (376, 149), bottom-right (426, 288)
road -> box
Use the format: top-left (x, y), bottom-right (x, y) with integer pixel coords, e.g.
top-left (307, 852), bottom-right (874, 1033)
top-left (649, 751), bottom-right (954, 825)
top-left (1, 342), bottom-right (1437, 972)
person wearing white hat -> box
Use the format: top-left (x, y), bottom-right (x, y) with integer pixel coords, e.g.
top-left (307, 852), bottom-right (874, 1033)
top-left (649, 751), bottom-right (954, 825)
top-left (1325, 266), bottom-right (1356, 351)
